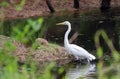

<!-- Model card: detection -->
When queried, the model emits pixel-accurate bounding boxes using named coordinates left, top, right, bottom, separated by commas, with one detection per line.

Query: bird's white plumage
left=57, top=21, right=96, bottom=62
left=65, top=44, right=96, bottom=61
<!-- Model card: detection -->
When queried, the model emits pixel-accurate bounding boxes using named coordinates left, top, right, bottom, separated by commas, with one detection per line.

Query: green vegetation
left=0, top=0, right=26, bottom=10
left=0, top=17, right=57, bottom=79
left=95, top=30, right=120, bottom=79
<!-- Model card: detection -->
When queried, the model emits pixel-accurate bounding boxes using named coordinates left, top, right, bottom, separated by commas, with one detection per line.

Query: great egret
left=56, top=21, right=96, bottom=62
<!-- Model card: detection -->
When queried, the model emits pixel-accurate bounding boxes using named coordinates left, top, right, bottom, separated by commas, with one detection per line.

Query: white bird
left=56, top=21, right=96, bottom=62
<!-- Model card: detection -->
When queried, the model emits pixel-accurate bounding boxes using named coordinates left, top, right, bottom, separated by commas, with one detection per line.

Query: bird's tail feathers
left=89, top=54, right=96, bottom=61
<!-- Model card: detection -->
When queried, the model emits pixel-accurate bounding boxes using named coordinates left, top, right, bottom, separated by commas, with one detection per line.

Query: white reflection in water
left=65, top=63, right=96, bottom=79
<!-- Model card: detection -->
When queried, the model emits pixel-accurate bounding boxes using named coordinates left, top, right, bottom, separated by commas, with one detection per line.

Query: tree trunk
left=74, top=0, right=79, bottom=9
left=100, top=0, right=111, bottom=11
left=46, top=0, right=55, bottom=13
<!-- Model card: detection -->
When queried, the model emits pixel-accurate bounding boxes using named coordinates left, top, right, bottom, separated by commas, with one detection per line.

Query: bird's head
left=56, top=21, right=70, bottom=25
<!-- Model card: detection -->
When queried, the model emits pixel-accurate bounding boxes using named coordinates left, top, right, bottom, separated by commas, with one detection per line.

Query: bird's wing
left=69, top=44, right=95, bottom=59
left=70, top=44, right=89, bottom=53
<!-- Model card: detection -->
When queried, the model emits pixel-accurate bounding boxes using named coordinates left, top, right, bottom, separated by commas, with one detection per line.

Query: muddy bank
left=0, top=0, right=120, bottom=20
left=0, top=35, right=71, bottom=64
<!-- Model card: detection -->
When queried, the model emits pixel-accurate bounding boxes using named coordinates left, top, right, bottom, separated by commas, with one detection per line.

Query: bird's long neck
left=64, top=23, right=71, bottom=47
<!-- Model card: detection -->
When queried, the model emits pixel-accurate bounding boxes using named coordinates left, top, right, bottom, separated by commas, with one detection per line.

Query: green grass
left=95, top=30, right=120, bottom=79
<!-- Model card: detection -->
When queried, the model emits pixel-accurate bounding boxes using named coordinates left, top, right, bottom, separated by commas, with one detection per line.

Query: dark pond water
left=65, top=63, right=96, bottom=79
left=45, top=8, right=120, bottom=51
left=1, top=7, right=120, bottom=79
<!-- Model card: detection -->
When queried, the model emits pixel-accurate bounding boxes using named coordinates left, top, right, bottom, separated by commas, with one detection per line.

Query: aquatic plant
left=95, top=30, right=120, bottom=79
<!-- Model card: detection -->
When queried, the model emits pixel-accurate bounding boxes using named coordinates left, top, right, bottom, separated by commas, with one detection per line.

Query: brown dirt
left=0, top=35, right=71, bottom=64
left=1, top=0, right=119, bottom=20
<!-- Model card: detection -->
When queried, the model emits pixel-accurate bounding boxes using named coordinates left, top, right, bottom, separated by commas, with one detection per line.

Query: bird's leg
left=87, top=59, right=90, bottom=64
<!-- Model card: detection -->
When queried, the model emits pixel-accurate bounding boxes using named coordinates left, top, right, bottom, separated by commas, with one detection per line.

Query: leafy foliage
left=95, top=30, right=120, bottom=79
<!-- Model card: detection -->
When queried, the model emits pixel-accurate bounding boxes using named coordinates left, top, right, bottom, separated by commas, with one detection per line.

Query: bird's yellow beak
left=56, top=22, right=64, bottom=25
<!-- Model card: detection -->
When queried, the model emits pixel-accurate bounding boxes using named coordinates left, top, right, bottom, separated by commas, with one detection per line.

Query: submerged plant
left=94, top=30, right=120, bottom=79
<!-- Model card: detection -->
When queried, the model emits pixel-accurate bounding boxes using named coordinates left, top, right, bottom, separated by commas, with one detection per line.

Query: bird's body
left=57, top=21, right=96, bottom=62
left=65, top=44, right=96, bottom=61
